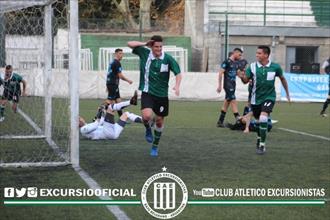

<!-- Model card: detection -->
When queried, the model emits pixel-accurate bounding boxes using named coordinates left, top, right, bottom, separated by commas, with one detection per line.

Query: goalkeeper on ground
left=79, top=91, right=144, bottom=140
left=0, top=65, right=27, bottom=122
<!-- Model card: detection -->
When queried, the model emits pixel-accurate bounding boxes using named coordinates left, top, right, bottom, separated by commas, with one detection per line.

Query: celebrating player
left=216, top=48, right=243, bottom=127
left=238, top=45, right=290, bottom=155
left=128, top=35, right=182, bottom=157
left=106, top=48, right=133, bottom=117
left=320, top=57, right=330, bottom=117
left=80, top=91, right=142, bottom=140
left=0, top=65, right=27, bottom=122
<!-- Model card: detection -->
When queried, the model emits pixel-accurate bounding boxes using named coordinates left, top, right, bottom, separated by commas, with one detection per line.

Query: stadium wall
left=18, top=70, right=281, bottom=101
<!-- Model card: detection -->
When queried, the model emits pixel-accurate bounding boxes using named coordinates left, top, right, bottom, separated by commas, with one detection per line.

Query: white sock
left=127, top=112, right=142, bottom=123
left=99, top=117, right=105, bottom=125
left=109, top=101, right=130, bottom=111
left=154, top=124, right=164, bottom=132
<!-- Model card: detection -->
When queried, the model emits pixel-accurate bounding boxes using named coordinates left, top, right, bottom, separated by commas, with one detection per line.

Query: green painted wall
left=81, top=34, right=192, bottom=71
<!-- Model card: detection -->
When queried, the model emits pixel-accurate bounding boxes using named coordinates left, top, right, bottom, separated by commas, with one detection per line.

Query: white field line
left=278, top=127, right=330, bottom=141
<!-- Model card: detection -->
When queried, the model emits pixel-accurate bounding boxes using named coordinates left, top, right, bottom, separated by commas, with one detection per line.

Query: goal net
left=0, top=0, right=79, bottom=167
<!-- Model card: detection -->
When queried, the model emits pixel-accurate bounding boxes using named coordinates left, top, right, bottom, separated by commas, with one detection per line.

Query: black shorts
left=141, top=92, right=169, bottom=117
left=251, top=100, right=275, bottom=119
left=2, top=90, right=20, bottom=103
left=107, top=84, right=120, bottom=100
left=224, top=88, right=236, bottom=101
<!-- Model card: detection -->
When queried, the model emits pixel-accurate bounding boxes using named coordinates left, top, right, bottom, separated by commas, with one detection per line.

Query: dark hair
left=151, top=35, right=163, bottom=43
left=228, top=51, right=233, bottom=57
left=115, top=48, right=123, bottom=53
left=257, top=45, right=271, bottom=56
left=233, top=48, right=243, bottom=53
left=5, top=65, right=12, bottom=70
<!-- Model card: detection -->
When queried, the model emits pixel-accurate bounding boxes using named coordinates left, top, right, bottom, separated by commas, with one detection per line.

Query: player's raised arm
left=279, top=75, right=290, bottom=103
left=127, top=40, right=154, bottom=49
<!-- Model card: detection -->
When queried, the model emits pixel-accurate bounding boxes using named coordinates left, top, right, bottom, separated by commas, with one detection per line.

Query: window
left=286, top=46, right=319, bottom=74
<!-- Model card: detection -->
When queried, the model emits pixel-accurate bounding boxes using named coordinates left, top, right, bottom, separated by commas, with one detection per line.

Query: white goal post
left=0, top=0, right=79, bottom=168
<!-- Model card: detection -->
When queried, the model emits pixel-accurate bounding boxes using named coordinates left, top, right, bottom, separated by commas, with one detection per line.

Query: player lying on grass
left=0, top=65, right=27, bottom=122
left=227, top=79, right=276, bottom=133
left=79, top=91, right=144, bottom=140
left=226, top=105, right=277, bottom=133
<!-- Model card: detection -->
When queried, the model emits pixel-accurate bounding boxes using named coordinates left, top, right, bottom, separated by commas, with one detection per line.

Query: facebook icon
left=4, top=187, right=15, bottom=198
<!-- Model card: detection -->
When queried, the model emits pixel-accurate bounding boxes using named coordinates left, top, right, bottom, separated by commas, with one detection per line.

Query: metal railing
left=208, top=0, right=330, bottom=27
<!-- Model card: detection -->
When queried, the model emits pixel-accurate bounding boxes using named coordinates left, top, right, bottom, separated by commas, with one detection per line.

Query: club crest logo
left=141, top=167, right=188, bottom=219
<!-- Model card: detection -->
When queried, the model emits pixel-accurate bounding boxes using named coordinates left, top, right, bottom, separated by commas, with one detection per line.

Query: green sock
left=0, top=106, right=5, bottom=117
left=260, top=122, right=268, bottom=145
left=256, top=122, right=260, bottom=138
left=152, top=127, right=163, bottom=147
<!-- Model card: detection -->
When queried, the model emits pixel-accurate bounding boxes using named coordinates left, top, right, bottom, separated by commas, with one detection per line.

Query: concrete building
left=185, top=0, right=330, bottom=72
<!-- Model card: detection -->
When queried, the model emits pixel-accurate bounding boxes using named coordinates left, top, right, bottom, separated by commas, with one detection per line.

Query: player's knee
left=143, top=114, right=153, bottom=122
left=259, top=114, right=268, bottom=123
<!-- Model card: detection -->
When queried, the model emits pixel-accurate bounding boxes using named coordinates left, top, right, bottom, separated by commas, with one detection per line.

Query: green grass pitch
left=0, top=98, right=329, bottom=220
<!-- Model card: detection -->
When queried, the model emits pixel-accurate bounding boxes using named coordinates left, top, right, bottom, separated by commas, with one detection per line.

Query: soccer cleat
left=216, top=121, right=225, bottom=128
left=93, top=105, right=106, bottom=121
left=0, top=117, right=4, bottom=122
left=145, top=127, right=153, bottom=143
left=320, top=111, right=328, bottom=117
left=255, top=138, right=261, bottom=154
left=150, top=146, right=158, bottom=157
left=97, top=105, right=106, bottom=118
left=256, top=144, right=266, bottom=155
left=130, top=90, right=138, bottom=105
left=259, top=145, right=266, bottom=155
left=256, top=138, right=260, bottom=148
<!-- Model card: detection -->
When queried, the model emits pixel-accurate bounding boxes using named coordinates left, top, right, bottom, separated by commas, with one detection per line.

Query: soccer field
left=1, top=99, right=329, bottom=220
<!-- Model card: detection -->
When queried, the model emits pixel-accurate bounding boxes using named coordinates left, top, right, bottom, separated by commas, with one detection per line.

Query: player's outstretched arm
left=217, top=69, right=224, bottom=93
left=21, top=79, right=27, bottom=96
left=237, top=69, right=249, bottom=84
left=279, top=75, right=291, bottom=103
left=173, top=73, right=182, bottom=96
left=118, top=72, right=133, bottom=84
left=243, top=112, right=252, bottom=133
